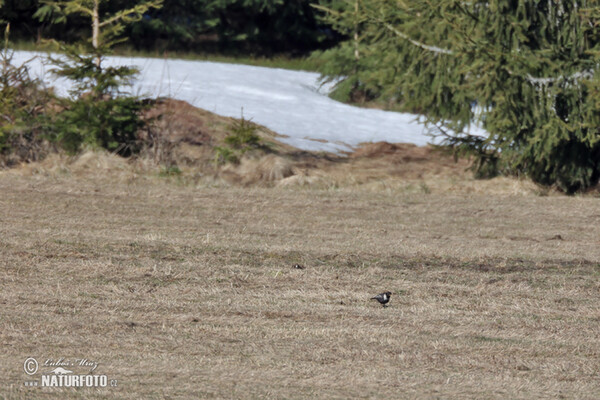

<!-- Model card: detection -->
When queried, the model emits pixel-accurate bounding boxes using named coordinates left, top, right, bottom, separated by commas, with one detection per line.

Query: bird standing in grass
left=371, top=291, right=392, bottom=307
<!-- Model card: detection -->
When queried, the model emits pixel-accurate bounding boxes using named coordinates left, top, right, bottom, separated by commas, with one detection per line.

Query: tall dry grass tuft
left=9, top=149, right=138, bottom=182
left=222, top=154, right=295, bottom=185
left=70, top=150, right=131, bottom=172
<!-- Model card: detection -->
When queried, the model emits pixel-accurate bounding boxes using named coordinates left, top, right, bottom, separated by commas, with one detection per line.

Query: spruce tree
left=317, top=0, right=600, bottom=193
left=34, top=0, right=163, bottom=154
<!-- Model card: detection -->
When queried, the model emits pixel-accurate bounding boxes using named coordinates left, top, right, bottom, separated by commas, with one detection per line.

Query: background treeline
left=0, top=0, right=342, bottom=55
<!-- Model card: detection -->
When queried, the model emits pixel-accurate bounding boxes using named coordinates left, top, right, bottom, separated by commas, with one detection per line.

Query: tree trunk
left=354, top=0, right=359, bottom=61
left=92, top=0, right=100, bottom=68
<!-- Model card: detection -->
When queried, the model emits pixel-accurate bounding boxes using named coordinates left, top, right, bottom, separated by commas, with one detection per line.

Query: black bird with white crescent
left=371, top=291, right=392, bottom=307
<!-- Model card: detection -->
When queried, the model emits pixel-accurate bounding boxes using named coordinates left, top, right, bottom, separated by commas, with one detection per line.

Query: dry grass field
left=1, top=167, right=600, bottom=399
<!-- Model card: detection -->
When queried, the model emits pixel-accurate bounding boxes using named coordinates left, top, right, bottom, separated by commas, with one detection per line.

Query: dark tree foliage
left=0, top=0, right=39, bottom=39
left=317, top=0, right=600, bottom=193
left=0, top=0, right=341, bottom=55
left=0, top=0, right=88, bottom=42
left=128, top=0, right=339, bottom=55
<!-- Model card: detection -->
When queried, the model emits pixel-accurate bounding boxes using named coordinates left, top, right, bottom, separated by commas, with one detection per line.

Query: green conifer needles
left=318, top=0, right=600, bottom=193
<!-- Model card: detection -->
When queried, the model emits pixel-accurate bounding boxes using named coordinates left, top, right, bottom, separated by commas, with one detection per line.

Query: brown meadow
left=1, top=168, right=599, bottom=399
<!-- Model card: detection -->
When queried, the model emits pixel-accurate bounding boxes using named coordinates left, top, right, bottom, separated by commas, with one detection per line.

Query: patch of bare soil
left=138, top=98, right=296, bottom=169
left=345, top=141, right=470, bottom=179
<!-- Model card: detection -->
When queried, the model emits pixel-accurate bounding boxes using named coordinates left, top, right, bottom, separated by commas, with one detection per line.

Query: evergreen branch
left=523, top=70, right=595, bottom=85
left=381, top=22, right=453, bottom=55
left=383, top=15, right=595, bottom=85
left=310, top=4, right=342, bottom=18
left=41, top=1, right=93, bottom=17
left=99, top=1, right=163, bottom=28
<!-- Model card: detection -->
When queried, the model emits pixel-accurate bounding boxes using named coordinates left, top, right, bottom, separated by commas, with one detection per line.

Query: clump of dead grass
left=277, top=173, right=331, bottom=188
left=221, top=154, right=295, bottom=186
left=2, top=147, right=550, bottom=196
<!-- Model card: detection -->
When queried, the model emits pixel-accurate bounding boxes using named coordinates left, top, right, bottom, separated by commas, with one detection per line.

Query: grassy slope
left=1, top=173, right=599, bottom=399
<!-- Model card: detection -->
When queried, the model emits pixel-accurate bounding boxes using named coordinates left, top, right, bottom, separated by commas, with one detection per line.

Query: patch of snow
left=9, top=51, right=486, bottom=153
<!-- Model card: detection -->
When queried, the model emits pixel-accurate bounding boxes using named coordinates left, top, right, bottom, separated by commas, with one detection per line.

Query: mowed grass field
left=1, top=173, right=600, bottom=399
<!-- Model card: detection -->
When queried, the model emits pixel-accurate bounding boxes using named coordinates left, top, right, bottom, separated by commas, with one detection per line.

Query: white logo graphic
left=24, top=358, right=38, bottom=375
left=49, top=367, right=73, bottom=375
left=22, top=357, right=117, bottom=388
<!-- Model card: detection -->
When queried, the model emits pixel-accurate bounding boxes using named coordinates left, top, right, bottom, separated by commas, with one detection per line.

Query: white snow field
left=10, top=51, right=485, bottom=153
